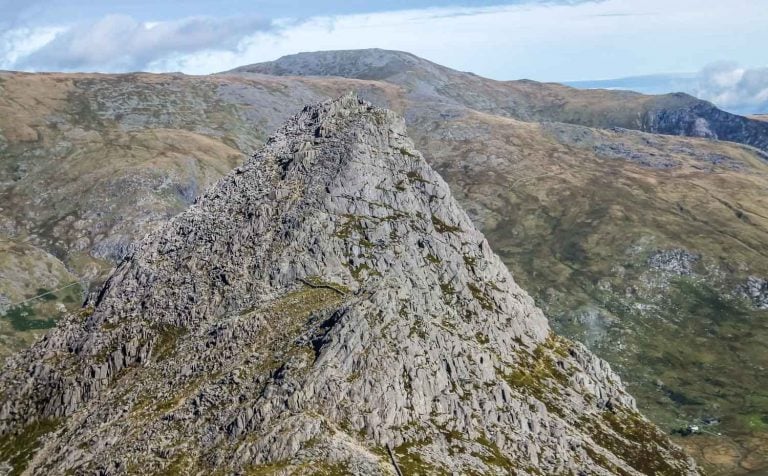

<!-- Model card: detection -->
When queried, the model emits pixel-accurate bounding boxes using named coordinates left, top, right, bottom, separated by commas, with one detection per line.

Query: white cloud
left=12, top=14, right=274, bottom=72
left=692, top=63, right=768, bottom=114
left=0, top=26, right=62, bottom=69
left=1, top=0, right=767, bottom=114
left=566, top=63, right=768, bottom=114
left=149, top=0, right=768, bottom=81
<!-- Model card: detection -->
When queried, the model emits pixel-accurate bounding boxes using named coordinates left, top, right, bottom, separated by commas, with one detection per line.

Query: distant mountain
left=1, top=49, right=768, bottom=473
left=229, top=49, right=768, bottom=154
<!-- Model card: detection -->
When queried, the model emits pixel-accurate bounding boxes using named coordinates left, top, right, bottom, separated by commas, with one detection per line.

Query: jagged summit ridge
left=0, top=94, right=695, bottom=475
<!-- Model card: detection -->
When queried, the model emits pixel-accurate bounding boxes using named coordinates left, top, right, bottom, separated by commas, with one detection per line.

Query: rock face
left=647, top=249, right=701, bottom=276
left=639, top=94, right=768, bottom=154
left=740, top=276, right=768, bottom=309
left=0, top=95, right=696, bottom=474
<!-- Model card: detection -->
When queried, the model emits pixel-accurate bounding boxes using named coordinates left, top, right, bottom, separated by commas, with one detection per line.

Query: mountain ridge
left=228, top=49, right=768, bottom=153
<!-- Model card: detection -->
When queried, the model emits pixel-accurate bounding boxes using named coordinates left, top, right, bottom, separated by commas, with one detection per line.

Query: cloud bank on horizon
left=1, top=0, right=766, bottom=114
left=567, top=63, right=768, bottom=116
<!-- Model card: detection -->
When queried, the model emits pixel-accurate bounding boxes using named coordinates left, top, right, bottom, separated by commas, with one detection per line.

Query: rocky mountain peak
left=0, top=94, right=696, bottom=474
left=226, top=49, right=446, bottom=81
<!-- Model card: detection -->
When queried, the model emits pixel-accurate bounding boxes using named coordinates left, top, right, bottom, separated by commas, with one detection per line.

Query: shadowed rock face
left=0, top=95, right=696, bottom=475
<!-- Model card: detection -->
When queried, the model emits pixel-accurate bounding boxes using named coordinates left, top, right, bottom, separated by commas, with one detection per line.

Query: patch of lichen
left=0, top=418, right=61, bottom=476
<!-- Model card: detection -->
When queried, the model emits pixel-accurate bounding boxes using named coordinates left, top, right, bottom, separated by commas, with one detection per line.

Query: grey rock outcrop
left=0, top=95, right=696, bottom=475
left=648, top=249, right=701, bottom=276
left=0, top=294, right=9, bottom=316
left=639, top=94, right=768, bottom=154
left=739, top=276, right=768, bottom=309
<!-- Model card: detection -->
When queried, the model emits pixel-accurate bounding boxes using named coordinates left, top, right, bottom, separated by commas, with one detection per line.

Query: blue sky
left=2, top=0, right=767, bottom=113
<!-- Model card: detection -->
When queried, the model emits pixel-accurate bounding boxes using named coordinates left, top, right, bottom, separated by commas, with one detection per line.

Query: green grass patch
left=2, top=305, right=56, bottom=331
left=349, top=263, right=380, bottom=281
left=406, top=170, right=430, bottom=184
left=151, top=324, right=188, bottom=361
left=432, top=215, right=462, bottom=234
left=439, top=281, right=456, bottom=296
left=393, top=438, right=446, bottom=475
left=0, top=418, right=61, bottom=476
left=35, top=288, right=58, bottom=301
left=468, top=283, right=495, bottom=311
left=499, top=338, right=570, bottom=407
left=585, top=409, right=691, bottom=476
left=473, top=435, right=516, bottom=470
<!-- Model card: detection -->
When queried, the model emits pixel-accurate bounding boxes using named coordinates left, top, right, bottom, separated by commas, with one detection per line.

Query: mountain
left=229, top=49, right=768, bottom=154
left=2, top=50, right=768, bottom=474
left=0, top=95, right=697, bottom=475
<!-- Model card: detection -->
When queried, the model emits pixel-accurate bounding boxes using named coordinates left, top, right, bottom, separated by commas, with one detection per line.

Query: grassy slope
left=1, top=71, right=767, bottom=473
left=0, top=73, right=251, bottom=358
left=413, top=110, right=768, bottom=474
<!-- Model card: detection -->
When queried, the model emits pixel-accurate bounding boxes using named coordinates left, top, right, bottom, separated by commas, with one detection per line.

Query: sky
left=1, top=0, right=767, bottom=113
